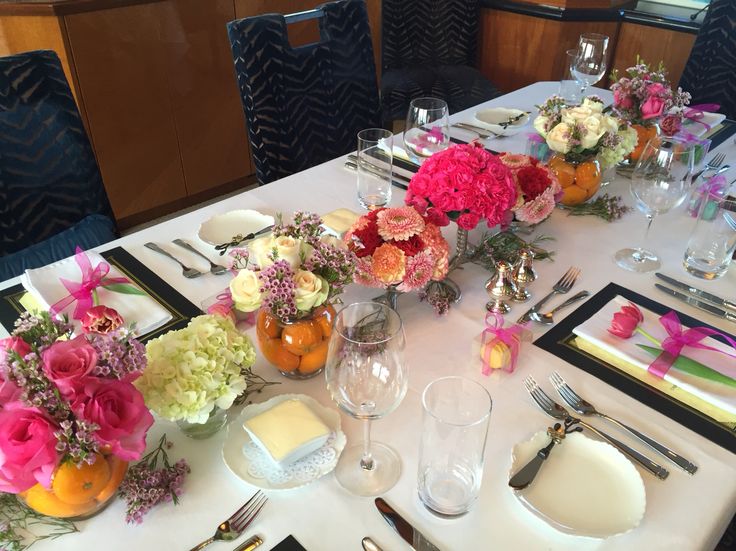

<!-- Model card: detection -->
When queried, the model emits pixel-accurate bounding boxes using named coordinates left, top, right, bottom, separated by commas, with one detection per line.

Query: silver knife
left=655, top=273, right=736, bottom=312
left=375, top=498, right=441, bottom=551
left=655, top=284, right=736, bottom=322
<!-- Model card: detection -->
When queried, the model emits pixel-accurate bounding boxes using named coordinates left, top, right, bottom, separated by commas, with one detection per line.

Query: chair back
left=228, top=0, right=381, bottom=185
left=0, top=50, right=113, bottom=257
left=381, top=0, right=480, bottom=71
left=679, top=0, right=736, bottom=120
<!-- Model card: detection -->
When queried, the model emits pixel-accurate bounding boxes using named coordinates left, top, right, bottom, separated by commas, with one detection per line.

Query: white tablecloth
left=3, top=82, right=735, bottom=551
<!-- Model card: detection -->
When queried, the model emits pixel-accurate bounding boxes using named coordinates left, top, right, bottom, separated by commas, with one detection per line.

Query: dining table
left=2, top=81, right=735, bottom=551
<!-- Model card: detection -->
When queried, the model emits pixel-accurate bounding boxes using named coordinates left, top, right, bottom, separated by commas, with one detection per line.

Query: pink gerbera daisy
left=398, top=250, right=434, bottom=292
left=376, top=206, right=425, bottom=241
left=514, top=188, right=556, bottom=224
left=499, top=153, right=532, bottom=170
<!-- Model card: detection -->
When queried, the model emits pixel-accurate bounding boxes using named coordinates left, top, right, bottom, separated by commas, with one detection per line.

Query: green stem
left=635, top=326, right=661, bottom=347
left=92, top=288, right=99, bottom=306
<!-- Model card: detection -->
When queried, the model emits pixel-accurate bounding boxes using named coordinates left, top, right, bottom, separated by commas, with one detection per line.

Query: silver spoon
left=173, top=239, right=227, bottom=275
left=530, top=291, right=590, bottom=325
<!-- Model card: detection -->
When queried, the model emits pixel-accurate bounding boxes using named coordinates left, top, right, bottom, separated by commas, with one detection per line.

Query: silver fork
left=517, top=267, right=580, bottom=323
left=549, top=372, right=697, bottom=474
left=692, top=152, right=726, bottom=181
left=523, top=376, right=669, bottom=480
left=189, top=491, right=268, bottom=551
left=173, top=239, right=227, bottom=275
left=145, top=242, right=202, bottom=278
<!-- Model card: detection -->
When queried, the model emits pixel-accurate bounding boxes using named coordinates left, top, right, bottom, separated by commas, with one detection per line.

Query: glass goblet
left=572, top=33, right=609, bottom=95
left=325, top=302, right=407, bottom=496
left=403, top=97, right=450, bottom=162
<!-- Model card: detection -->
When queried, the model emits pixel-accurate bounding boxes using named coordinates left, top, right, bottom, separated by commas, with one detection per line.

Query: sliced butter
left=321, top=208, right=360, bottom=237
left=243, top=399, right=331, bottom=466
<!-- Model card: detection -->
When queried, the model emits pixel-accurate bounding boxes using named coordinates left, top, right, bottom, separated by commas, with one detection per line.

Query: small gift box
left=525, top=134, right=551, bottom=162
left=474, top=313, right=531, bottom=375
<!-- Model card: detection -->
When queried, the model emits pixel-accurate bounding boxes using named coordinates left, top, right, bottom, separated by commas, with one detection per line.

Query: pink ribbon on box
left=683, top=103, right=721, bottom=130
left=49, top=247, right=131, bottom=320
left=648, top=311, right=736, bottom=378
left=480, top=312, right=524, bottom=376
left=687, top=174, right=728, bottom=217
left=207, top=289, right=255, bottom=328
left=527, top=133, right=545, bottom=143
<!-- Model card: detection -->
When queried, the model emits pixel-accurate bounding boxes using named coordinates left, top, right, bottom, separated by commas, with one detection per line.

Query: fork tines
left=229, top=491, right=268, bottom=532
left=550, top=371, right=580, bottom=405
left=523, top=375, right=554, bottom=412
left=557, top=267, right=580, bottom=289
left=708, top=152, right=726, bottom=168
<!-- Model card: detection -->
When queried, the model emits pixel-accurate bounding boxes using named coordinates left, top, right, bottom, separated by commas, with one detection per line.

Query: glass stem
left=360, top=419, right=375, bottom=471
left=643, top=213, right=655, bottom=244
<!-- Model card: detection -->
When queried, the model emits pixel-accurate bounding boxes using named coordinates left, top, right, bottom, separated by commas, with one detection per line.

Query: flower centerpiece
left=136, top=314, right=257, bottom=437
left=498, top=153, right=561, bottom=225
left=0, top=311, right=153, bottom=519
left=533, top=95, right=632, bottom=206
left=609, top=58, right=691, bottom=161
left=230, top=212, right=356, bottom=379
left=343, top=206, right=450, bottom=310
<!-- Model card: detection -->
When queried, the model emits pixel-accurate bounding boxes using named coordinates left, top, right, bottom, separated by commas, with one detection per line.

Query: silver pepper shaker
left=485, top=260, right=516, bottom=314
left=512, top=249, right=537, bottom=302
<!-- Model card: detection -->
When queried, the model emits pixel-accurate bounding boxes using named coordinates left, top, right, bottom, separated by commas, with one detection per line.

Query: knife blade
left=655, top=273, right=736, bottom=312
left=655, top=284, right=736, bottom=322
left=374, top=498, right=441, bottom=551
left=508, top=438, right=556, bottom=490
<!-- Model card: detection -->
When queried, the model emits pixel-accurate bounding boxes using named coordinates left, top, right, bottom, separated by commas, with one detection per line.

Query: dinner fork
left=144, top=242, right=202, bottom=279
left=523, top=376, right=669, bottom=480
left=517, top=267, right=580, bottom=324
left=549, top=372, right=697, bottom=474
left=188, top=491, right=268, bottom=551
left=173, top=239, right=227, bottom=275
left=692, top=152, right=726, bottom=181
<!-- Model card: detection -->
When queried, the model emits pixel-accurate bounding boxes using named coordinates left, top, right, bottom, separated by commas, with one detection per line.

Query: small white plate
left=509, top=430, right=646, bottom=539
left=222, top=394, right=346, bottom=490
left=472, top=107, right=529, bottom=136
left=198, top=210, right=275, bottom=246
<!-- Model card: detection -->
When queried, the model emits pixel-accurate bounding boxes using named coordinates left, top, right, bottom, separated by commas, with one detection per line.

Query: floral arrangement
left=405, top=142, right=517, bottom=231
left=136, top=314, right=257, bottom=423
left=344, top=206, right=450, bottom=292
left=229, top=212, right=356, bottom=323
left=610, top=58, right=691, bottom=130
left=498, top=153, right=561, bottom=224
left=0, top=311, right=152, bottom=495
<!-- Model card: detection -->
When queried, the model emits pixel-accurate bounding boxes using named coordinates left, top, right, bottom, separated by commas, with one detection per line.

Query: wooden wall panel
left=479, top=9, right=619, bottom=93
left=65, top=2, right=187, bottom=220
left=611, top=22, right=695, bottom=86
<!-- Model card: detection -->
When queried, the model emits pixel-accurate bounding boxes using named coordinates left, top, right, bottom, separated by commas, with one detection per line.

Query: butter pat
left=321, top=208, right=359, bottom=238
left=243, top=399, right=331, bottom=466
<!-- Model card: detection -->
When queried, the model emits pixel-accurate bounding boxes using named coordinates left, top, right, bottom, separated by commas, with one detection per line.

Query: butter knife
left=655, top=273, right=736, bottom=312
left=374, top=498, right=441, bottom=551
left=655, top=284, right=736, bottom=322
left=509, top=437, right=556, bottom=490
left=214, top=224, right=274, bottom=255
left=233, top=535, right=263, bottom=551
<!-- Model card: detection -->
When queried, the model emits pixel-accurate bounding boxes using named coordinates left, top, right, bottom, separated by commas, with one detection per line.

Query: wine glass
left=403, top=97, right=450, bottom=162
left=325, top=302, right=407, bottom=496
left=572, top=33, right=609, bottom=95
left=615, top=137, right=694, bottom=272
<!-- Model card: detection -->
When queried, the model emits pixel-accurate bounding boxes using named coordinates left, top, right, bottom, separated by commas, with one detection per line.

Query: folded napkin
left=573, top=295, right=736, bottom=416
left=682, top=111, right=727, bottom=138
left=21, top=250, right=172, bottom=336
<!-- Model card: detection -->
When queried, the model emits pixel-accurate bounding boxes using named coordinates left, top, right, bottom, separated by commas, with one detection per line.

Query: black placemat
left=271, top=535, right=307, bottom=551
left=0, top=246, right=201, bottom=342
left=708, top=118, right=736, bottom=150
left=534, top=282, right=736, bottom=454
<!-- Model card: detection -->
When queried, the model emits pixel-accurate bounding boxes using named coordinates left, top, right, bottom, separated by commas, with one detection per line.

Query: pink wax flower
left=613, top=88, right=634, bottom=110
left=608, top=302, right=644, bottom=338
left=72, top=379, right=154, bottom=461
left=0, top=336, right=31, bottom=364
left=81, top=305, right=124, bottom=335
left=0, top=403, right=60, bottom=493
left=41, top=336, right=98, bottom=395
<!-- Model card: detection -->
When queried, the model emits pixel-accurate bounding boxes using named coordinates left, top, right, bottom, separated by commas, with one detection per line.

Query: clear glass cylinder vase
left=177, top=406, right=228, bottom=439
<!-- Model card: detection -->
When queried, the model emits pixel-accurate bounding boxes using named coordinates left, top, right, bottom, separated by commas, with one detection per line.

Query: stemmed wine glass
left=403, top=97, right=450, bottom=162
left=572, top=33, right=609, bottom=95
left=325, top=302, right=407, bottom=496
left=615, top=137, right=694, bottom=272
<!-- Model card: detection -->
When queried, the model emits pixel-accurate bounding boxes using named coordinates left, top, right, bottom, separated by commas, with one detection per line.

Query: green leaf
left=637, top=344, right=736, bottom=388
left=103, top=283, right=147, bottom=296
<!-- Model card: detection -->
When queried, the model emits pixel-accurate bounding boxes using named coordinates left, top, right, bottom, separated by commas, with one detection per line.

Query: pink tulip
left=41, top=336, right=98, bottom=395
left=608, top=302, right=644, bottom=339
left=81, top=305, right=124, bottom=335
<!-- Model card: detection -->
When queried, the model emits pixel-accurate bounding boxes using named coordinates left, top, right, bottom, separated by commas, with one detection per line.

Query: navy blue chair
left=227, top=0, right=381, bottom=186
left=0, top=50, right=117, bottom=281
left=380, top=0, right=501, bottom=126
left=679, top=0, right=736, bottom=120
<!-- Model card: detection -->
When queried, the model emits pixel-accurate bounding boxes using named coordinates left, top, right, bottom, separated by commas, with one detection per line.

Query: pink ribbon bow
left=683, top=103, right=721, bottom=130
left=648, top=311, right=736, bottom=378
left=480, top=313, right=524, bottom=376
left=49, top=247, right=130, bottom=320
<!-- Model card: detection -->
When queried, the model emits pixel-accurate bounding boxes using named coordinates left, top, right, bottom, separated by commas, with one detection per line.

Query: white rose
left=561, top=105, right=592, bottom=125
left=229, top=269, right=263, bottom=312
left=249, top=235, right=307, bottom=269
left=319, top=234, right=348, bottom=251
left=545, top=123, right=572, bottom=154
left=294, top=270, right=329, bottom=311
left=602, top=115, right=620, bottom=134
left=581, top=116, right=605, bottom=149
left=533, top=115, right=549, bottom=137
left=582, top=97, right=604, bottom=113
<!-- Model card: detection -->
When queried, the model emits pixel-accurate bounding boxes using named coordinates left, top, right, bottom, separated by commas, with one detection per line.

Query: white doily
left=242, top=434, right=339, bottom=485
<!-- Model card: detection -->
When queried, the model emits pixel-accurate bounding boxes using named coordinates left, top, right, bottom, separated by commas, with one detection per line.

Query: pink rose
left=72, top=379, right=153, bottom=461
left=0, top=337, right=31, bottom=364
left=641, top=96, right=665, bottom=120
left=608, top=302, right=644, bottom=339
left=647, top=82, right=666, bottom=96
left=613, top=88, right=633, bottom=110
left=0, top=403, right=60, bottom=493
left=81, top=305, right=124, bottom=335
left=41, top=336, right=97, bottom=394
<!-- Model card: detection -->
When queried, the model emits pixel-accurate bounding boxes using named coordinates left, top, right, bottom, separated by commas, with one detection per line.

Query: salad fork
left=523, top=376, right=669, bottom=480
left=189, top=491, right=267, bottom=551
left=549, top=372, right=697, bottom=474
left=692, top=152, right=726, bottom=181
left=517, top=267, right=580, bottom=323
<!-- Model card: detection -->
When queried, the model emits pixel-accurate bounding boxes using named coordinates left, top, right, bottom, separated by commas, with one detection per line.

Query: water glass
left=572, top=33, right=609, bottom=95
left=357, top=128, right=393, bottom=210
left=417, top=376, right=492, bottom=517
left=403, top=97, right=450, bottom=161
left=684, top=188, right=736, bottom=279
left=558, top=49, right=579, bottom=104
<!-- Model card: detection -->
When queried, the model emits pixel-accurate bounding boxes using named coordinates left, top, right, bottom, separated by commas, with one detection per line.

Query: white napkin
left=573, top=295, right=736, bottom=415
left=682, top=111, right=727, bottom=138
left=21, top=250, right=172, bottom=336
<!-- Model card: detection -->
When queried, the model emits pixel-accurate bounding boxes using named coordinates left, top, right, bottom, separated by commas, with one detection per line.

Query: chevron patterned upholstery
left=679, top=0, right=736, bottom=120
left=227, top=0, right=381, bottom=186
left=0, top=50, right=117, bottom=279
left=380, top=0, right=501, bottom=124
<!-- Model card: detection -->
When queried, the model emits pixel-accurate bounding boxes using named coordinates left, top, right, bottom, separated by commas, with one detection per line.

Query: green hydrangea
left=597, top=126, right=638, bottom=170
left=137, top=315, right=256, bottom=423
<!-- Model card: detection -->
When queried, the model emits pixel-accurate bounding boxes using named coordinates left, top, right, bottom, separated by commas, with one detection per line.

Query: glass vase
left=374, top=284, right=401, bottom=311
left=256, top=305, right=335, bottom=379
left=548, top=154, right=602, bottom=206
left=177, top=406, right=228, bottom=439
left=629, top=123, right=659, bottom=164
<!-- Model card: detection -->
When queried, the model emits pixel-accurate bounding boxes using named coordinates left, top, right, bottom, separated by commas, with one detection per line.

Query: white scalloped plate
left=222, top=394, right=346, bottom=490
left=510, top=430, right=646, bottom=539
left=198, top=209, right=274, bottom=246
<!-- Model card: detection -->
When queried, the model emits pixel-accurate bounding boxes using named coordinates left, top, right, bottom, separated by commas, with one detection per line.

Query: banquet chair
left=227, top=0, right=381, bottom=186
left=380, top=0, right=501, bottom=126
left=679, top=0, right=736, bottom=120
left=0, top=50, right=117, bottom=281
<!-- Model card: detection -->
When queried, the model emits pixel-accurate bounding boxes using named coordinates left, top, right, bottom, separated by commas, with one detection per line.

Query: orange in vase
left=629, top=124, right=659, bottom=163
left=548, top=155, right=601, bottom=206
